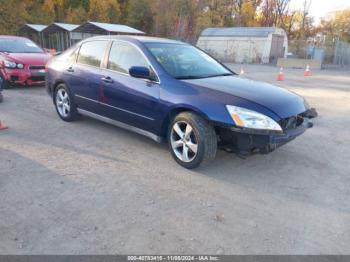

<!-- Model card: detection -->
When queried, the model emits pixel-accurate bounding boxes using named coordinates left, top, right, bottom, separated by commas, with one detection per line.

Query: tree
left=127, top=0, right=154, bottom=34
left=232, top=0, right=262, bottom=26
left=152, top=0, right=177, bottom=38
left=43, top=0, right=66, bottom=22
left=25, top=0, right=54, bottom=24
left=66, top=6, right=88, bottom=24
left=118, top=0, right=131, bottom=24
left=88, top=0, right=121, bottom=23
left=0, top=0, right=28, bottom=34
left=298, top=0, right=312, bottom=39
left=316, top=9, right=350, bottom=42
left=1, top=0, right=341, bottom=44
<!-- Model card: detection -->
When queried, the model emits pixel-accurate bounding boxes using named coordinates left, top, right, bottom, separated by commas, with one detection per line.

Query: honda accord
left=46, top=36, right=317, bottom=168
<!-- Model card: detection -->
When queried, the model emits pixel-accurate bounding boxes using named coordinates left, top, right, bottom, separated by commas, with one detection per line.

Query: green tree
left=127, top=0, right=154, bottom=34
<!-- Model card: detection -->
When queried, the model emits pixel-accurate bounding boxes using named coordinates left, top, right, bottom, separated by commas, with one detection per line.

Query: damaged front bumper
left=217, top=109, right=317, bottom=157
left=0, top=67, right=46, bottom=87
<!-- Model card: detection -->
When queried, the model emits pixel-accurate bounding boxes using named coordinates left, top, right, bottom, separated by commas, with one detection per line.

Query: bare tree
left=276, top=0, right=291, bottom=27
left=300, top=0, right=312, bottom=39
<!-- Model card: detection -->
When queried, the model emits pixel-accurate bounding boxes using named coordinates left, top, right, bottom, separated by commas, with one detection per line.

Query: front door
left=99, top=41, right=160, bottom=134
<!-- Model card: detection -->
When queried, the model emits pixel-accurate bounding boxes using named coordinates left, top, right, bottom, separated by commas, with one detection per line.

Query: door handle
left=66, top=66, right=74, bottom=73
left=101, top=76, right=113, bottom=84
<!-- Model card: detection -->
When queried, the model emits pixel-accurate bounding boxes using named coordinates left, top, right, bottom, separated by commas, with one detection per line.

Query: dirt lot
left=0, top=65, right=349, bottom=254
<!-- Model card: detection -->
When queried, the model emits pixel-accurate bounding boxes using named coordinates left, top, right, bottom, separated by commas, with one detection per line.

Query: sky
left=290, top=0, right=350, bottom=24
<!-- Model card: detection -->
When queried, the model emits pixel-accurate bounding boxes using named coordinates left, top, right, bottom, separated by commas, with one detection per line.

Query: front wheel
left=168, top=112, right=217, bottom=169
left=54, top=84, right=80, bottom=122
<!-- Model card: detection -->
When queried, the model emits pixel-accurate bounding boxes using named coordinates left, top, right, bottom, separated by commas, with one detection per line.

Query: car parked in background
left=46, top=36, right=317, bottom=169
left=0, top=36, right=51, bottom=88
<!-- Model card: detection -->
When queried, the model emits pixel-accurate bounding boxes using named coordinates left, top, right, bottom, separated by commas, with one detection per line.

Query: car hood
left=182, top=76, right=307, bottom=119
left=3, top=52, right=51, bottom=65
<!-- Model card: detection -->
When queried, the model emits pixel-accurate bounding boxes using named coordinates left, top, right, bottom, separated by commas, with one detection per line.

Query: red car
left=0, top=36, right=51, bottom=88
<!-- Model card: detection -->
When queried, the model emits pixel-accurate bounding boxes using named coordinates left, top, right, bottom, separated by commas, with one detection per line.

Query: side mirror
left=129, top=66, right=156, bottom=82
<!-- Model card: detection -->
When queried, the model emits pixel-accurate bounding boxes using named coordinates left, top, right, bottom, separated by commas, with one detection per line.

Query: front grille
left=29, top=65, right=45, bottom=70
left=30, top=76, right=45, bottom=82
left=279, top=114, right=304, bottom=130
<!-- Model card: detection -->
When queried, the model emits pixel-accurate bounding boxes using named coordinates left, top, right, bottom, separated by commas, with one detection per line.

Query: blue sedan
left=46, top=36, right=317, bottom=169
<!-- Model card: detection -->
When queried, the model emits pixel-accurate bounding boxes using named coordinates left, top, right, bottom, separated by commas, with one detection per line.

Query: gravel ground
left=0, top=65, right=349, bottom=254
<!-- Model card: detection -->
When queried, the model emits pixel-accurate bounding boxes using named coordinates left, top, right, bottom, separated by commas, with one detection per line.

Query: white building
left=197, top=27, right=288, bottom=64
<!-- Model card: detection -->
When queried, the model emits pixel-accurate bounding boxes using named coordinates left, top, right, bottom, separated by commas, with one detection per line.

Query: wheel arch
left=52, top=79, right=68, bottom=102
left=160, top=105, right=211, bottom=139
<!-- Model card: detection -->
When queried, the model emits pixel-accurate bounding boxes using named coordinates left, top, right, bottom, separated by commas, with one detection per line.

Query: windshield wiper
left=175, top=75, right=207, bottom=80
left=205, top=73, right=233, bottom=78
left=175, top=73, right=233, bottom=80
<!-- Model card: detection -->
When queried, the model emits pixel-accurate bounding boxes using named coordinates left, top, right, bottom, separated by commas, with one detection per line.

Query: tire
left=168, top=112, right=217, bottom=169
left=54, top=83, right=80, bottom=122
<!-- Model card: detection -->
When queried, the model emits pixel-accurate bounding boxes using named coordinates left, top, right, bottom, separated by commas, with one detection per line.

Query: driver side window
left=108, top=41, right=149, bottom=74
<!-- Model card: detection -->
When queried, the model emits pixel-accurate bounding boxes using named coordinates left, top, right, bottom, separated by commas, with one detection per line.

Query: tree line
left=0, top=0, right=349, bottom=43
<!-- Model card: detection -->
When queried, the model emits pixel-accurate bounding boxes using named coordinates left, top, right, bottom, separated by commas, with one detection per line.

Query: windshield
left=145, top=43, right=232, bottom=79
left=0, top=38, right=43, bottom=53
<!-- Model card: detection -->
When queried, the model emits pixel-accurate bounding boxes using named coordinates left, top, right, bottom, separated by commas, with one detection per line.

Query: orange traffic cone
left=277, top=67, right=284, bottom=81
left=240, top=66, right=245, bottom=75
left=0, top=120, right=8, bottom=130
left=304, top=64, right=311, bottom=76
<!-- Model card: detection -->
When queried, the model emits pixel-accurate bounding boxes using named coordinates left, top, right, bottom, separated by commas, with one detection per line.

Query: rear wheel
left=54, top=84, right=80, bottom=122
left=168, top=112, right=217, bottom=169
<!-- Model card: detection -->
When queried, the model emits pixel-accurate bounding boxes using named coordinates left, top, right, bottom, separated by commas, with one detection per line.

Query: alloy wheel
left=170, top=121, right=198, bottom=162
left=56, top=88, right=71, bottom=118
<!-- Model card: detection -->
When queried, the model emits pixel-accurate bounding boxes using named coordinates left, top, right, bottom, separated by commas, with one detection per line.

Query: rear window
left=0, top=38, right=43, bottom=53
left=77, top=41, right=108, bottom=67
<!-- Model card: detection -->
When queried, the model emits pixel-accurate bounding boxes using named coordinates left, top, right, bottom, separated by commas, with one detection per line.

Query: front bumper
left=217, top=116, right=315, bottom=157
left=1, top=67, right=46, bottom=86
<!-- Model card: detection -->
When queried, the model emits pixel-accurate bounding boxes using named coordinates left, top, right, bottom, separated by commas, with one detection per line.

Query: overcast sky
left=290, top=0, right=350, bottom=23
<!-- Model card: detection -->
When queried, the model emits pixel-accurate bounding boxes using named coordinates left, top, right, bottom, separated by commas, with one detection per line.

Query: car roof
left=84, top=35, right=186, bottom=45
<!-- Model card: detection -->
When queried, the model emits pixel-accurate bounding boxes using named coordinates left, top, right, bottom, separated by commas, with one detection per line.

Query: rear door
left=99, top=41, right=160, bottom=134
left=67, top=40, right=109, bottom=114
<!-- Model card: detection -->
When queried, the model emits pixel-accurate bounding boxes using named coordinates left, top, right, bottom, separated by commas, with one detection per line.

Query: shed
left=72, top=21, right=145, bottom=43
left=197, top=27, right=288, bottom=64
left=17, top=24, right=47, bottom=46
left=42, top=23, right=80, bottom=51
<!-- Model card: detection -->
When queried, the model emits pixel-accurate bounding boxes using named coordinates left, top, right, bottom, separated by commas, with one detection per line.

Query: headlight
left=226, top=105, right=282, bottom=131
left=4, top=60, right=17, bottom=68
left=17, top=63, right=24, bottom=69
